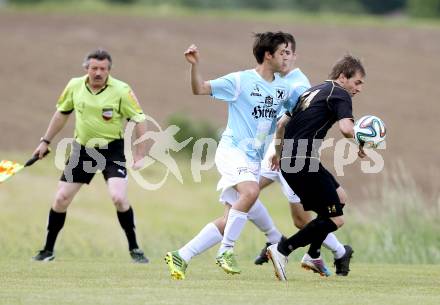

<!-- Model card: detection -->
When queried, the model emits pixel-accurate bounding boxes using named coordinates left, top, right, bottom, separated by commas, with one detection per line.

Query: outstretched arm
left=132, top=121, right=147, bottom=170
left=270, top=114, right=291, bottom=170
left=33, top=110, right=70, bottom=158
left=338, top=118, right=355, bottom=139
left=184, top=44, right=211, bottom=95
left=338, top=118, right=366, bottom=158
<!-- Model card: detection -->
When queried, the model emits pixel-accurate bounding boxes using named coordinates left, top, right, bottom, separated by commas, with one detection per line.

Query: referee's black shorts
left=61, top=139, right=127, bottom=184
left=281, top=157, right=343, bottom=218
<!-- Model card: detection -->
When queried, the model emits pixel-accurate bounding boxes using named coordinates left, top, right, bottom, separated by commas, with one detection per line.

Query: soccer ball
left=353, top=115, right=386, bottom=148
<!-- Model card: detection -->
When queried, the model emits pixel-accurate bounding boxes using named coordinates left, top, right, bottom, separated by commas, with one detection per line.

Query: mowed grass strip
left=0, top=260, right=439, bottom=305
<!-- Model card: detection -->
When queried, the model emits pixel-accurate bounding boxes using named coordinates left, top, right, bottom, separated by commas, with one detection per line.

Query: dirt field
left=0, top=10, right=439, bottom=201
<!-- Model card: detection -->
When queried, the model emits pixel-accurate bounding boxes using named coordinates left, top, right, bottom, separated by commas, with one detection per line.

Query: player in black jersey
left=266, top=55, right=367, bottom=280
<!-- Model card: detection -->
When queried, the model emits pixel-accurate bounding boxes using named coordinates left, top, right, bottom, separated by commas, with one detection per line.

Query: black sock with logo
left=278, top=218, right=337, bottom=257
left=307, top=218, right=338, bottom=258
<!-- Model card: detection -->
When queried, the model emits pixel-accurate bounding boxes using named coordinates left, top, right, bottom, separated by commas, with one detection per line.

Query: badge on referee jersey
left=102, top=108, right=113, bottom=121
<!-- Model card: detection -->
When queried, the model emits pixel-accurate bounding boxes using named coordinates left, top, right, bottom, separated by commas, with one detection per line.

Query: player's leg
left=268, top=163, right=340, bottom=278
left=331, top=186, right=354, bottom=276
left=211, top=145, right=260, bottom=273
left=253, top=171, right=306, bottom=266
left=252, top=177, right=283, bottom=243
left=173, top=180, right=283, bottom=268
left=172, top=174, right=283, bottom=268
left=288, top=201, right=332, bottom=276
left=287, top=169, right=348, bottom=268
left=289, top=202, right=311, bottom=228
left=288, top=196, right=347, bottom=275
left=220, top=182, right=259, bottom=246
left=165, top=206, right=228, bottom=280
left=252, top=175, right=282, bottom=241
left=251, top=174, right=285, bottom=265
left=249, top=198, right=284, bottom=265
left=259, top=176, right=274, bottom=190
left=216, top=181, right=259, bottom=274
left=176, top=208, right=228, bottom=264
left=290, top=201, right=346, bottom=261
left=296, top=166, right=343, bottom=276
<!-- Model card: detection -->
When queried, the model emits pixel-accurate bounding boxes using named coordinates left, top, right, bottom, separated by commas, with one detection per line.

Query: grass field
left=1, top=260, right=439, bottom=305
left=1, top=152, right=439, bottom=304
left=0, top=2, right=439, bottom=304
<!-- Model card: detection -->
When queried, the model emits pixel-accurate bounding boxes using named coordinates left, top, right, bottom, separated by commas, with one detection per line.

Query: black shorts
left=281, top=158, right=343, bottom=218
left=61, top=139, right=127, bottom=184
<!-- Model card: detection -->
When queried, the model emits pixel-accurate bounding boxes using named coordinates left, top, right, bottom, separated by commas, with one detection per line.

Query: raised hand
left=184, top=44, right=200, bottom=65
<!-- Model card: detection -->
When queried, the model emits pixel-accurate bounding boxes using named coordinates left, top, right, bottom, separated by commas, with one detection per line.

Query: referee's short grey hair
left=82, top=49, right=112, bottom=69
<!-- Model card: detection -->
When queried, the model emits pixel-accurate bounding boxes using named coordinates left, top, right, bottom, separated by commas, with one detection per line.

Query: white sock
left=217, top=209, right=248, bottom=256
left=322, top=233, right=346, bottom=259
left=178, top=223, right=223, bottom=263
left=248, top=199, right=282, bottom=244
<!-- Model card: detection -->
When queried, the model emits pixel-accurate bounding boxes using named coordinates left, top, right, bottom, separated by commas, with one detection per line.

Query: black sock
left=43, top=209, right=66, bottom=252
left=117, top=207, right=139, bottom=250
left=307, top=218, right=338, bottom=258
left=278, top=218, right=337, bottom=257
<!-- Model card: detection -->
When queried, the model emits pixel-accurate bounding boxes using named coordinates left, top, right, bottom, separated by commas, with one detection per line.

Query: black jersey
left=283, top=80, right=353, bottom=158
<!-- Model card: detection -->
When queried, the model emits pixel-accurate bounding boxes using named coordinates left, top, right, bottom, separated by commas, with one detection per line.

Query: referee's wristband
left=40, top=137, right=51, bottom=145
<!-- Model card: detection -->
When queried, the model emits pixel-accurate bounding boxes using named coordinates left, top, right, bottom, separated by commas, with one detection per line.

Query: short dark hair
left=83, top=48, right=112, bottom=69
left=253, top=31, right=290, bottom=64
left=328, top=55, right=365, bottom=80
left=284, top=33, right=296, bottom=53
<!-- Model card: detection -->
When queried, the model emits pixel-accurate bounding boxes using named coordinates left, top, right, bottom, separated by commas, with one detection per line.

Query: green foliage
left=346, top=189, right=440, bottom=264
left=360, top=0, right=407, bottom=14
left=4, top=0, right=405, bottom=15
left=315, top=0, right=366, bottom=14
left=6, top=0, right=440, bottom=19
left=166, top=113, right=220, bottom=157
left=105, top=0, right=137, bottom=4
left=7, top=0, right=44, bottom=3
left=407, top=0, right=440, bottom=18
left=7, top=0, right=41, bottom=4
left=147, top=0, right=406, bottom=15
left=6, top=0, right=74, bottom=3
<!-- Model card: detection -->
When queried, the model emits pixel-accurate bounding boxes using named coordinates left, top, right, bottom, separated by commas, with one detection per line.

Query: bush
left=166, top=113, right=221, bottom=157
left=360, top=0, right=407, bottom=14
left=407, top=0, right=440, bottom=18
left=105, top=0, right=137, bottom=4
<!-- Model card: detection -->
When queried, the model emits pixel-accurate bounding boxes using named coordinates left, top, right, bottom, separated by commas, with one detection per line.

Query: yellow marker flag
left=0, top=160, right=24, bottom=183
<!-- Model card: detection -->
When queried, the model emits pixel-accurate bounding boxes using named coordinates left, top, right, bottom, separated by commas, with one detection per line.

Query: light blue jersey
left=210, top=69, right=293, bottom=162
left=277, top=68, right=311, bottom=119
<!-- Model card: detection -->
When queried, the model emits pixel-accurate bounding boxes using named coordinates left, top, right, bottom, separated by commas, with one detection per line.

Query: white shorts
left=215, top=145, right=260, bottom=205
left=260, top=140, right=301, bottom=204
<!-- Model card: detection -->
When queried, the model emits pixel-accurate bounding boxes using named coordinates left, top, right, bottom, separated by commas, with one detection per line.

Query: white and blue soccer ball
left=353, top=115, right=386, bottom=148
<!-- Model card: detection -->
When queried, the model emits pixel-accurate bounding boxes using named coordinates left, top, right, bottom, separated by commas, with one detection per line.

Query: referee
left=32, top=49, right=148, bottom=263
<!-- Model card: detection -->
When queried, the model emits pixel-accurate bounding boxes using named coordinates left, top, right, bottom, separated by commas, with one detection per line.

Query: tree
left=407, top=0, right=440, bottom=18
left=360, top=0, right=407, bottom=14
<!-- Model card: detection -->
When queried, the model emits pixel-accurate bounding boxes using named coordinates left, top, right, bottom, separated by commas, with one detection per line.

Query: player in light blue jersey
left=251, top=42, right=353, bottom=277
left=165, top=32, right=294, bottom=279
left=210, top=68, right=293, bottom=162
